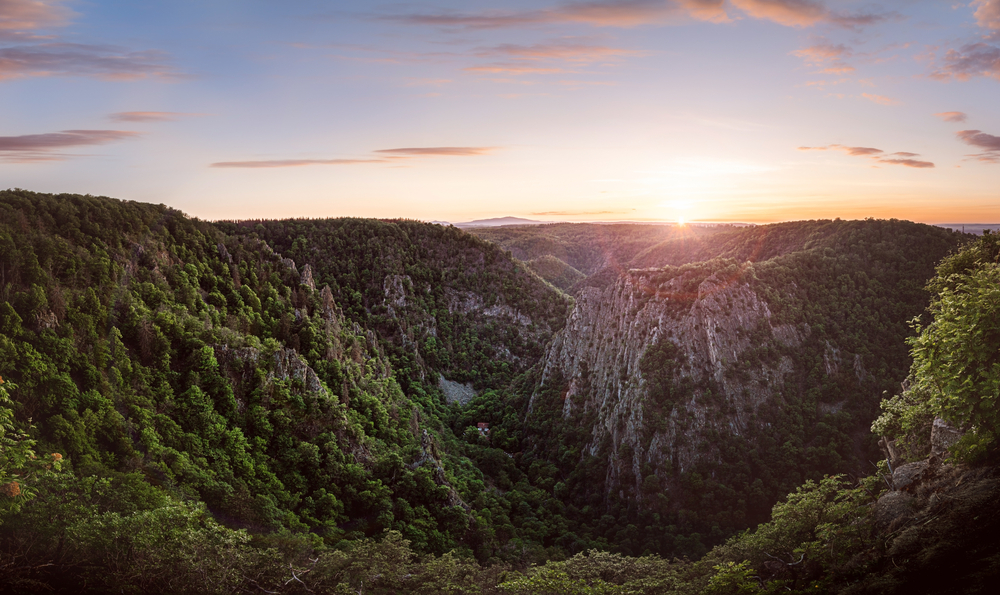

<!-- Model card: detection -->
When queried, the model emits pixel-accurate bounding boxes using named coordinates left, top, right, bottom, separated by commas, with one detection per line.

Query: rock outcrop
left=532, top=260, right=871, bottom=504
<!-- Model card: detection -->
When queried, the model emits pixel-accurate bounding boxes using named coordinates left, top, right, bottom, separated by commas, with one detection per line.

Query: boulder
left=931, top=417, right=963, bottom=456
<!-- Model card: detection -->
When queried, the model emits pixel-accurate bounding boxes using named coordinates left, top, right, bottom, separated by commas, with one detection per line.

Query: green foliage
left=499, top=550, right=683, bottom=595
left=909, top=263, right=1000, bottom=454
left=705, top=562, right=759, bottom=594
left=0, top=377, right=63, bottom=518
left=0, top=191, right=985, bottom=592
left=874, top=232, right=1000, bottom=460
left=219, top=217, right=570, bottom=391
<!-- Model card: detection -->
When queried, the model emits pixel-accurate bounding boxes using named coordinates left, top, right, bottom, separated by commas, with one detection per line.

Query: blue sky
left=2, top=0, right=998, bottom=223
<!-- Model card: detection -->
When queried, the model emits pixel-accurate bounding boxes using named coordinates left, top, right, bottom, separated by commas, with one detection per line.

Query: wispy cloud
left=212, top=147, right=499, bottom=169
left=791, top=41, right=855, bottom=73
left=109, top=111, right=204, bottom=122
left=935, top=111, right=968, bottom=123
left=730, top=0, right=896, bottom=28
left=465, top=64, right=568, bottom=74
left=0, top=129, right=139, bottom=162
left=799, top=144, right=934, bottom=168
left=0, top=0, right=73, bottom=41
left=466, top=39, right=647, bottom=76
left=477, top=41, right=646, bottom=62
left=380, top=0, right=728, bottom=30
left=375, top=147, right=497, bottom=156
left=210, top=159, right=384, bottom=169
left=928, top=42, right=1000, bottom=81
left=956, top=129, right=1000, bottom=163
left=861, top=92, right=901, bottom=106
left=0, top=43, right=178, bottom=81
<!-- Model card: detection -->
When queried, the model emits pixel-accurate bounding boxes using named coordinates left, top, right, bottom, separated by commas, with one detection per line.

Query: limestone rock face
left=439, top=375, right=477, bottom=405
left=532, top=263, right=868, bottom=500
left=892, top=460, right=930, bottom=492
left=931, top=417, right=964, bottom=456
left=300, top=264, right=316, bottom=291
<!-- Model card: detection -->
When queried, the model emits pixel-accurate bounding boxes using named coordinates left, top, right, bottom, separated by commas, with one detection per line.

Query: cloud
left=374, top=147, right=497, bottom=156
left=0, top=43, right=178, bottom=81
left=731, top=0, right=826, bottom=26
left=972, top=0, right=1000, bottom=30
left=212, top=147, right=499, bottom=169
left=381, top=0, right=728, bottom=29
left=466, top=40, right=647, bottom=76
left=799, top=144, right=934, bottom=168
left=477, top=41, right=647, bottom=62
left=956, top=129, right=1000, bottom=163
left=791, top=41, right=855, bottom=73
left=465, top=64, right=568, bottom=74
left=0, top=0, right=72, bottom=40
left=729, top=0, right=895, bottom=28
left=834, top=145, right=882, bottom=156
left=861, top=92, right=901, bottom=105
left=210, top=159, right=384, bottom=169
left=0, top=129, right=139, bottom=162
left=109, top=111, right=203, bottom=122
left=935, top=111, right=968, bottom=123
left=928, top=42, right=1000, bottom=81
left=877, top=158, right=935, bottom=168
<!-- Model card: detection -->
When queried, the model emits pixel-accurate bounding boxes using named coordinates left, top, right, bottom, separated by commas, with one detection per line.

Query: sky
left=1, top=0, right=998, bottom=224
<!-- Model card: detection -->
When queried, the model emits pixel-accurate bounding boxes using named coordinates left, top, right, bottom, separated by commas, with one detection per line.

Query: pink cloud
left=730, top=0, right=894, bottom=28
left=466, top=40, right=646, bottom=76
left=478, top=41, right=647, bottom=62
left=861, top=92, right=901, bottom=106
left=973, top=0, right=1000, bottom=30
left=210, top=159, right=384, bottom=169
left=382, top=0, right=728, bottom=29
left=0, top=0, right=72, bottom=40
left=878, top=158, right=934, bottom=168
left=935, top=111, right=968, bottom=123
left=0, top=43, right=178, bottom=81
left=0, top=129, right=139, bottom=162
left=212, top=147, right=500, bottom=169
left=928, top=42, right=1000, bottom=81
left=800, top=144, right=934, bottom=168
left=110, top=111, right=204, bottom=122
left=956, top=129, right=1000, bottom=163
left=557, top=0, right=728, bottom=26
left=465, top=64, right=568, bottom=74
left=731, top=0, right=826, bottom=27
left=791, top=41, right=855, bottom=73
left=374, top=147, right=497, bottom=156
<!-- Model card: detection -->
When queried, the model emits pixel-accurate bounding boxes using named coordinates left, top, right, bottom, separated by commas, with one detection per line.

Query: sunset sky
left=1, top=0, right=998, bottom=223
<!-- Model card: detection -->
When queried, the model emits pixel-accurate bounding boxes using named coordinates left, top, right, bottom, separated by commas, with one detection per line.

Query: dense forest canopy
left=1, top=189, right=996, bottom=593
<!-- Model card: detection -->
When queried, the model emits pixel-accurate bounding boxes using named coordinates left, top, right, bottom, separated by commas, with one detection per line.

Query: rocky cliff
left=538, top=262, right=802, bottom=479
left=526, top=220, right=964, bottom=529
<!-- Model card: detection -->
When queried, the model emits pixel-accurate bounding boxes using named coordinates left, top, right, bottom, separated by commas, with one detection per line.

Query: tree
left=908, top=261, right=1000, bottom=458
left=0, top=376, right=63, bottom=519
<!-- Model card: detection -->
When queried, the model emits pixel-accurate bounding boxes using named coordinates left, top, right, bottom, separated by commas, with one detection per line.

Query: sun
left=659, top=199, right=694, bottom=225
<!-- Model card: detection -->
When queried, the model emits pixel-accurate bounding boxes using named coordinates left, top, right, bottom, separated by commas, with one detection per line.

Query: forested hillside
left=216, top=218, right=570, bottom=392
left=466, top=219, right=963, bottom=557
left=468, top=223, right=722, bottom=291
left=2, top=189, right=994, bottom=593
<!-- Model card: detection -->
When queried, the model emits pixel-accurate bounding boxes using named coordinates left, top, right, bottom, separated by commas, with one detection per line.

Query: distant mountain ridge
left=453, top=216, right=550, bottom=228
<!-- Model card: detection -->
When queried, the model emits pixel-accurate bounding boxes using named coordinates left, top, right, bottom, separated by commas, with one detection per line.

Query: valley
left=1, top=189, right=996, bottom=593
